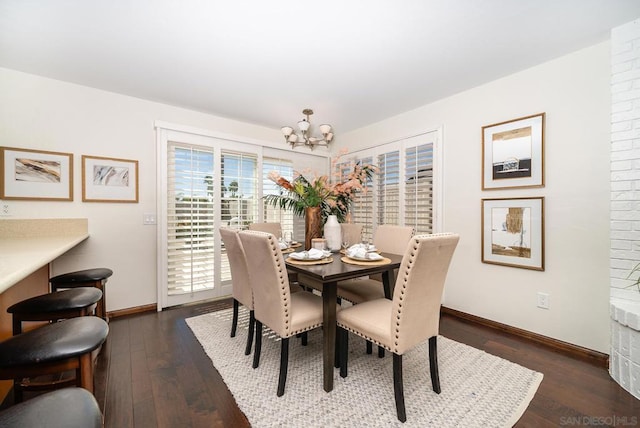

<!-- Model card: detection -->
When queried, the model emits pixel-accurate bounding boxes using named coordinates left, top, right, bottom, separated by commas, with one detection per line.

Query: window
left=220, top=151, right=258, bottom=230
left=167, top=143, right=215, bottom=296
left=405, top=143, right=433, bottom=234
left=377, top=150, right=401, bottom=227
left=337, top=130, right=440, bottom=239
left=337, top=156, right=374, bottom=242
left=262, top=157, right=294, bottom=237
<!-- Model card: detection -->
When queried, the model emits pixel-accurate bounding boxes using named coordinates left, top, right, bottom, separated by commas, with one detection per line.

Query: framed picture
left=0, top=146, right=73, bottom=201
left=82, top=155, right=139, bottom=203
left=481, top=197, right=544, bottom=271
left=482, top=113, right=545, bottom=190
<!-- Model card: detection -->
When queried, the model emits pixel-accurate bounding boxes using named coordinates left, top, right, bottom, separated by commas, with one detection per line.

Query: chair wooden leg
left=334, top=332, right=340, bottom=368
left=429, top=336, right=441, bottom=394
left=244, top=310, right=255, bottom=356
left=393, top=353, right=407, bottom=423
left=378, top=346, right=385, bottom=358
left=253, top=321, right=263, bottom=369
left=366, top=340, right=372, bottom=354
left=79, top=353, right=94, bottom=393
left=231, top=299, right=239, bottom=338
left=13, top=380, right=23, bottom=403
left=277, top=338, right=290, bottom=397
left=339, top=328, right=348, bottom=378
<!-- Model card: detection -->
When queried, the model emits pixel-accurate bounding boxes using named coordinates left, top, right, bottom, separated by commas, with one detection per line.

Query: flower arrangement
left=265, top=150, right=376, bottom=223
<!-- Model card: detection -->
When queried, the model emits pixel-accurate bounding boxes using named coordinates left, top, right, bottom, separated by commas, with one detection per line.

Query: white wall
left=336, top=42, right=611, bottom=353
left=0, top=40, right=613, bottom=352
left=0, top=67, right=293, bottom=312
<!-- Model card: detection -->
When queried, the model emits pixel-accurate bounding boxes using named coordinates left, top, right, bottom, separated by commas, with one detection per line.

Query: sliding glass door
left=165, top=142, right=218, bottom=306
left=158, top=130, right=260, bottom=308
left=157, top=126, right=327, bottom=309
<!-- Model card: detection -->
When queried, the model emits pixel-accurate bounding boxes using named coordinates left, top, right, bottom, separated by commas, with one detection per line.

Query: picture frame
left=482, top=113, right=545, bottom=190
left=82, top=155, right=139, bottom=203
left=0, top=146, right=73, bottom=201
left=481, top=197, right=544, bottom=271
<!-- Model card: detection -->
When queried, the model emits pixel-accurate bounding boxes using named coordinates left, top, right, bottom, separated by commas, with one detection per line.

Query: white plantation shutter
left=338, top=157, right=374, bottom=242
left=220, top=151, right=258, bottom=281
left=263, top=157, right=295, bottom=237
left=405, top=143, right=434, bottom=234
left=167, top=143, right=215, bottom=296
left=377, top=150, right=401, bottom=227
left=335, top=129, right=440, bottom=240
left=220, top=151, right=258, bottom=228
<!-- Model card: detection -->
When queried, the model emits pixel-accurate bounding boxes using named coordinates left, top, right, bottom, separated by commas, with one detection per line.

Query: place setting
left=340, top=241, right=392, bottom=266
left=278, top=232, right=302, bottom=254
left=285, top=247, right=334, bottom=265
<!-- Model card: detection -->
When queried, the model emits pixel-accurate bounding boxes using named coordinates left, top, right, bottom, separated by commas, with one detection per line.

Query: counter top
left=0, top=219, right=89, bottom=293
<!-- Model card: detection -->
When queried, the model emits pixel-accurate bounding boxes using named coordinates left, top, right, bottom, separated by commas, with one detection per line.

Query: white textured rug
left=186, top=307, right=543, bottom=428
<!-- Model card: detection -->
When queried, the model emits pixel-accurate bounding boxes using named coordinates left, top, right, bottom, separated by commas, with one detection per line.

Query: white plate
left=289, top=249, right=331, bottom=261
left=347, top=254, right=384, bottom=262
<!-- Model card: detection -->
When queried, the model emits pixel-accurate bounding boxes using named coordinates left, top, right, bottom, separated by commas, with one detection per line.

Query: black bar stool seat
left=7, top=288, right=103, bottom=335
left=0, top=388, right=102, bottom=428
left=50, top=268, right=112, bottom=321
left=0, top=317, right=108, bottom=403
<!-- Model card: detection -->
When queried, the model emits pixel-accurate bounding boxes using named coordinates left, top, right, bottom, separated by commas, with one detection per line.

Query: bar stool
left=49, top=268, right=113, bottom=321
left=0, top=317, right=108, bottom=403
left=0, top=388, right=102, bottom=428
left=7, top=288, right=103, bottom=335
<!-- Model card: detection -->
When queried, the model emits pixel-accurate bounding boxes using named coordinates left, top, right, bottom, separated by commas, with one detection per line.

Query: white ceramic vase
left=324, top=215, right=342, bottom=252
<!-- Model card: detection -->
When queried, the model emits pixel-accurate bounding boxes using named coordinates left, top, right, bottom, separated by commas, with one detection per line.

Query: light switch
left=143, top=213, right=157, bottom=225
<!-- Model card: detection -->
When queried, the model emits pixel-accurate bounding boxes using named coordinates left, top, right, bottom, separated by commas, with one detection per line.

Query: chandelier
left=281, top=108, right=334, bottom=149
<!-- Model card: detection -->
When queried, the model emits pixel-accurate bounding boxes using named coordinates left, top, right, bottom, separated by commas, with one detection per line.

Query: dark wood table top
left=284, top=252, right=403, bottom=281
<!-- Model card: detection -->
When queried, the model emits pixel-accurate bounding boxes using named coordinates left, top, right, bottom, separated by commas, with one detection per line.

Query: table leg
left=322, top=280, right=337, bottom=392
left=382, top=270, right=393, bottom=299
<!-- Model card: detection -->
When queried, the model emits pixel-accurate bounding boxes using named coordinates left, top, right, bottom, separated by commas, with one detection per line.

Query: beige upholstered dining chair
left=248, top=222, right=304, bottom=289
left=238, top=230, right=331, bottom=396
left=337, top=224, right=414, bottom=304
left=337, top=233, right=460, bottom=422
left=248, top=222, right=282, bottom=238
left=340, top=223, right=363, bottom=247
left=219, top=227, right=254, bottom=355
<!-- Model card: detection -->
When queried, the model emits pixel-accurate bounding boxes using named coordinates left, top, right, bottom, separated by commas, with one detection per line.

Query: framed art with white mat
left=82, top=155, right=139, bottom=203
left=481, top=197, right=544, bottom=271
left=0, top=146, right=73, bottom=201
left=482, top=113, right=545, bottom=190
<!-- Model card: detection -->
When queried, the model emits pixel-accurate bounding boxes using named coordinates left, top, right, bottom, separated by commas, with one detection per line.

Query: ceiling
left=1, top=1, right=639, bottom=134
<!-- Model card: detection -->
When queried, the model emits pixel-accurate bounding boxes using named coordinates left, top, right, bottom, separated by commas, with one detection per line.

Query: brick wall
left=610, top=18, right=640, bottom=401
left=611, top=19, right=640, bottom=303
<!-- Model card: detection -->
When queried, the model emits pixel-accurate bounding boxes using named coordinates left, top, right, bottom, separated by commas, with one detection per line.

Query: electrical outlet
left=0, top=202, right=10, bottom=217
left=537, top=292, right=550, bottom=309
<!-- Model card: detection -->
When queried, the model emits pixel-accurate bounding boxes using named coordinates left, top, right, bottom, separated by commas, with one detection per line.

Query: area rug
left=186, top=307, right=543, bottom=427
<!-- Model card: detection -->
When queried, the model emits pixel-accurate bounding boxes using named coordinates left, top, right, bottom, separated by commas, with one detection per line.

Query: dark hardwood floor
left=56, top=299, right=640, bottom=426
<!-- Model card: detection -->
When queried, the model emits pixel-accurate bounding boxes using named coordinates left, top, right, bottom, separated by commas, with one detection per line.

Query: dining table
left=285, top=251, right=403, bottom=393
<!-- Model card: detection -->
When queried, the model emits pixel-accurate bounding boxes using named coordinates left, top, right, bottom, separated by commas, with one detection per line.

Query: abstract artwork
left=82, top=155, right=138, bottom=202
left=482, top=197, right=544, bottom=270
left=0, top=147, right=73, bottom=200
left=482, top=113, right=545, bottom=190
